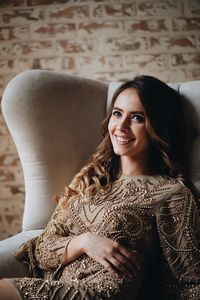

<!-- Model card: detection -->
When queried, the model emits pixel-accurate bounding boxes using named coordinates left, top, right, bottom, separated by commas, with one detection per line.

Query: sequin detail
left=13, top=176, right=200, bottom=299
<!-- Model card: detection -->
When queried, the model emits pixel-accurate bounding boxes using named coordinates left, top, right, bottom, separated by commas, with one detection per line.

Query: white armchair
left=0, top=70, right=199, bottom=278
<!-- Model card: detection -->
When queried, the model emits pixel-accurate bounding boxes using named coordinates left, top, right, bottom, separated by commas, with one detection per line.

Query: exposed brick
left=106, top=55, right=124, bottom=70
left=0, top=138, right=8, bottom=153
left=169, top=36, right=196, bottom=51
left=0, top=0, right=25, bottom=7
left=63, top=57, right=76, bottom=70
left=93, top=71, right=135, bottom=82
left=149, top=36, right=196, bottom=52
left=98, top=3, right=136, bottom=17
left=171, top=53, right=200, bottom=67
left=75, top=56, right=106, bottom=72
left=94, top=69, right=171, bottom=82
left=0, top=166, right=23, bottom=186
left=0, top=120, right=9, bottom=136
left=99, top=36, right=148, bottom=53
left=14, top=41, right=53, bottom=57
left=91, top=4, right=104, bottom=18
left=0, top=59, right=31, bottom=74
left=2, top=166, right=24, bottom=185
left=30, top=23, right=76, bottom=39
left=0, top=135, right=19, bottom=154
left=188, top=69, right=200, bottom=80
left=0, top=198, right=24, bottom=240
left=0, top=42, right=10, bottom=57
left=0, top=40, right=53, bottom=58
left=0, top=26, right=29, bottom=41
left=0, top=77, right=4, bottom=97
left=123, top=54, right=169, bottom=69
left=197, top=35, right=200, bottom=49
left=138, top=1, right=182, bottom=17
left=173, top=17, right=200, bottom=31
left=27, top=0, right=77, bottom=5
left=125, top=19, right=171, bottom=34
left=0, top=169, right=15, bottom=182
left=2, top=8, right=45, bottom=24
left=136, top=70, right=170, bottom=82
left=183, top=0, right=200, bottom=16
left=168, top=69, right=187, bottom=82
left=78, top=20, right=124, bottom=37
left=8, top=184, right=24, bottom=195
left=0, top=153, right=19, bottom=167
left=47, top=4, right=89, bottom=21
left=1, top=73, right=17, bottom=91
left=55, top=38, right=97, bottom=54
left=32, top=57, right=64, bottom=70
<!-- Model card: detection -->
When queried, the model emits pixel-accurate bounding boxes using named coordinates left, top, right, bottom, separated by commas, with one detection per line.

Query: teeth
left=116, top=136, right=133, bottom=144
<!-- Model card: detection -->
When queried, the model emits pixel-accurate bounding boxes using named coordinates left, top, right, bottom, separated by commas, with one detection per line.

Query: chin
left=113, top=147, right=129, bottom=156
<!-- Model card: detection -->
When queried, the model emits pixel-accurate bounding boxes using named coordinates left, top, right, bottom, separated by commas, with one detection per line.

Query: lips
left=115, top=135, right=135, bottom=144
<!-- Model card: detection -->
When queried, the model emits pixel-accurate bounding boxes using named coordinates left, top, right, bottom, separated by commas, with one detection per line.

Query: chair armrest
left=0, top=230, right=43, bottom=278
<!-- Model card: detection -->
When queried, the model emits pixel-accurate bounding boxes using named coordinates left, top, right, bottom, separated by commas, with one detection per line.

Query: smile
left=115, top=135, right=134, bottom=144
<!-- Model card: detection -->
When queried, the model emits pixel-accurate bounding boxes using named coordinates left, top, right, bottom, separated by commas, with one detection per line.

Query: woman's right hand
left=81, top=233, right=141, bottom=279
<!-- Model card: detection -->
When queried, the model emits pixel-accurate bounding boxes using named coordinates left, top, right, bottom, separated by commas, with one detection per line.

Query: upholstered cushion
left=2, top=70, right=108, bottom=231
left=0, top=230, right=42, bottom=277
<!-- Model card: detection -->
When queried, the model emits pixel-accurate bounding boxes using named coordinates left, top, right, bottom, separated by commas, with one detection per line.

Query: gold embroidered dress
left=9, top=175, right=200, bottom=299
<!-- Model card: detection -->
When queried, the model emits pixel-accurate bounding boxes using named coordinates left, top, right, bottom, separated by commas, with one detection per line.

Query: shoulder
left=113, top=175, right=193, bottom=201
left=154, top=176, right=192, bottom=197
left=117, top=174, right=188, bottom=194
left=151, top=176, right=196, bottom=212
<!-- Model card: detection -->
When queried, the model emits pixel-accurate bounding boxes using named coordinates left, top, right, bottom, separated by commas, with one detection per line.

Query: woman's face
left=108, top=88, right=151, bottom=163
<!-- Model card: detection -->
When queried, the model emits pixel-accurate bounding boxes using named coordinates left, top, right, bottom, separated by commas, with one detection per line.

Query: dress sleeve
left=34, top=204, right=73, bottom=271
left=15, top=203, right=72, bottom=273
left=155, top=181, right=200, bottom=299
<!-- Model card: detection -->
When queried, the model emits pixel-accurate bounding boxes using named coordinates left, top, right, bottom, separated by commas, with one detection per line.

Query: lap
left=8, top=277, right=105, bottom=300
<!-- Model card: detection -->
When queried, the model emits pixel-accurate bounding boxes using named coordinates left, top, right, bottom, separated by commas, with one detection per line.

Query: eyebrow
left=112, top=106, right=145, bottom=115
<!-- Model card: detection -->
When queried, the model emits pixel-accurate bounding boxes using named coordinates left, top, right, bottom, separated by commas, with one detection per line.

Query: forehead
left=114, top=88, right=144, bottom=112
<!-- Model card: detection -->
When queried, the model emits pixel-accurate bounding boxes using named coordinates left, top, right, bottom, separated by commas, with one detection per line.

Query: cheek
left=141, top=131, right=151, bottom=147
left=108, top=119, right=114, bottom=136
left=135, top=127, right=150, bottom=144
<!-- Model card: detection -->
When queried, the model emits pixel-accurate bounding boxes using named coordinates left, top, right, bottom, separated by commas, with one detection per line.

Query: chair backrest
left=2, top=70, right=108, bottom=231
left=2, top=71, right=200, bottom=232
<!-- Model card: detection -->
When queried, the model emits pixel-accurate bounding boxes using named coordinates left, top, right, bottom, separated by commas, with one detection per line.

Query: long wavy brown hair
left=60, top=75, right=188, bottom=207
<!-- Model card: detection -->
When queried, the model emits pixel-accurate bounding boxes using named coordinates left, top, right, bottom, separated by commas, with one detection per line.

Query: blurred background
left=0, top=0, right=200, bottom=240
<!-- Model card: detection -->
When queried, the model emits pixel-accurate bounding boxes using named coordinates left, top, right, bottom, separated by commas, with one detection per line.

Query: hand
left=82, top=233, right=141, bottom=279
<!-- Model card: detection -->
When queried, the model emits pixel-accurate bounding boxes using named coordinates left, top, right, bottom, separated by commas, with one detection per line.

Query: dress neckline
left=118, top=174, right=164, bottom=180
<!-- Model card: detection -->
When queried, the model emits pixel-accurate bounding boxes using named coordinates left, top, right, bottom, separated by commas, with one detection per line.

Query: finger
left=118, top=247, right=141, bottom=271
left=108, top=256, right=133, bottom=279
left=113, top=253, right=139, bottom=277
left=100, top=259, right=120, bottom=279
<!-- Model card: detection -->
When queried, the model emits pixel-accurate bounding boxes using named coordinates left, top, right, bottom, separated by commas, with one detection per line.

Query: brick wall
left=0, top=0, right=200, bottom=239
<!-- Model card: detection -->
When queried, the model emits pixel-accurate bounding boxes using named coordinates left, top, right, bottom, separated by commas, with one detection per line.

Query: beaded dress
left=8, top=175, right=200, bottom=299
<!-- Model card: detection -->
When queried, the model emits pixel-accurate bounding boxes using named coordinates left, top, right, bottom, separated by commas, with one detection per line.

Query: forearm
left=35, top=234, right=73, bottom=270
left=61, top=233, right=87, bottom=266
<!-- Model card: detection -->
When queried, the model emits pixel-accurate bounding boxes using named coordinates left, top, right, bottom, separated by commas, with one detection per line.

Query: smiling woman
left=108, top=88, right=151, bottom=176
left=0, top=75, right=200, bottom=300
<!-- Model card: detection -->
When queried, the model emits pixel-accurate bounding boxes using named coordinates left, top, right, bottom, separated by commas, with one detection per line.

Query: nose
left=117, top=116, right=130, bottom=131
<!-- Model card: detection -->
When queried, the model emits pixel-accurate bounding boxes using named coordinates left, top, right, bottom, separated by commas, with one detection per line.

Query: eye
left=131, top=113, right=145, bottom=123
left=112, top=110, right=122, bottom=118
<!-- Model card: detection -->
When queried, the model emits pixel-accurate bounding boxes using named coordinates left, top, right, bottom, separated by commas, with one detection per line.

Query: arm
left=33, top=204, right=74, bottom=270
left=156, top=181, right=200, bottom=298
left=17, top=197, right=140, bottom=277
left=39, top=226, right=141, bottom=279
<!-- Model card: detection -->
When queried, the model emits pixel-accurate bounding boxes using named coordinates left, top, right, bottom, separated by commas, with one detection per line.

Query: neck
left=120, top=156, right=151, bottom=176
